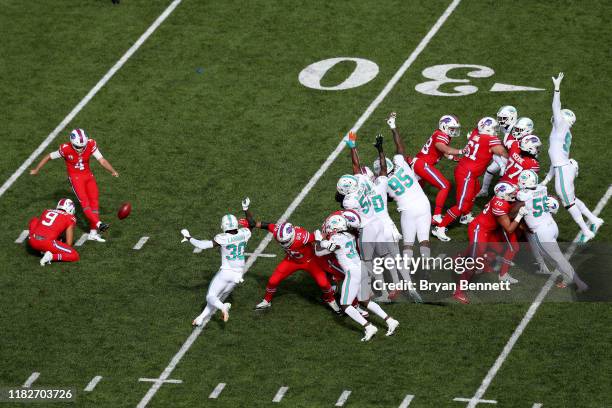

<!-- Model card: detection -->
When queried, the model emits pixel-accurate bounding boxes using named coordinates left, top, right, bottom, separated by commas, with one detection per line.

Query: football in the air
left=117, top=202, right=131, bottom=220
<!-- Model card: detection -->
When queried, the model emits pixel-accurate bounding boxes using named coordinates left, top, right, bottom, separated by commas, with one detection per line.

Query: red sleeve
left=266, top=223, right=277, bottom=233
left=434, top=131, right=450, bottom=145
left=90, top=139, right=98, bottom=153
left=300, top=228, right=313, bottom=244
left=488, top=135, right=501, bottom=146
left=491, top=199, right=509, bottom=216
left=59, top=144, right=67, bottom=157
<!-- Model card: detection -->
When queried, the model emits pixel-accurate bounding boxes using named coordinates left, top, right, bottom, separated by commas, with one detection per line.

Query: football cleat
left=327, top=300, right=341, bottom=314
left=40, top=251, right=53, bottom=266
left=222, top=303, right=231, bottom=322
left=476, top=188, right=489, bottom=198
left=88, top=231, right=106, bottom=242
left=499, top=273, right=519, bottom=284
left=453, top=289, right=470, bottom=304
left=255, top=299, right=271, bottom=310
left=591, top=217, right=604, bottom=233
left=388, top=290, right=401, bottom=301
left=432, top=226, right=451, bottom=242
left=192, top=314, right=205, bottom=327
left=97, top=221, right=110, bottom=232
left=374, top=293, right=392, bottom=303
left=432, top=214, right=443, bottom=225
left=361, top=324, right=378, bottom=342
left=409, top=289, right=423, bottom=304
left=386, top=318, right=399, bottom=336
left=580, top=229, right=595, bottom=243
left=459, top=213, right=475, bottom=224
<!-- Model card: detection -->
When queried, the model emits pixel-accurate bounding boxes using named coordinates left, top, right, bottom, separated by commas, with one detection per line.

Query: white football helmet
left=438, top=114, right=461, bottom=137
left=519, top=135, right=542, bottom=156
left=477, top=117, right=499, bottom=136
left=325, top=214, right=348, bottom=235
left=361, top=166, right=375, bottom=182
left=372, top=157, right=395, bottom=176
left=56, top=198, right=75, bottom=215
left=569, top=158, right=579, bottom=177
left=494, top=182, right=517, bottom=202
left=561, top=109, right=576, bottom=127
left=546, top=196, right=560, bottom=214
left=70, top=128, right=89, bottom=151
left=518, top=170, right=538, bottom=190
left=221, top=214, right=238, bottom=232
left=496, top=105, right=518, bottom=133
left=275, top=222, right=295, bottom=248
left=336, top=175, right=359, bottom=196
left=511, top=117, right=534, bottom=139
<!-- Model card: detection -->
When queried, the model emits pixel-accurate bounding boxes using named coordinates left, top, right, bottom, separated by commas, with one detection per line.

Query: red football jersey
left=500, top=150, right=540, bottom=185
left=58, top=139, right=99, bottom=176
left=415, top=129, right=451, bottom=165
left=30, top=209, right=76, bottom=240
left=474, top=197, right=511, bottom=231
left=503, top=133, right=519, bottom=150
left=267, top=224, right=315, bottom=263
left=459, top=131, right=502, bottom=176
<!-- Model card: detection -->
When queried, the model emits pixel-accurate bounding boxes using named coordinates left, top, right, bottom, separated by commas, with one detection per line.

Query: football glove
left=180, top=229, right=191, bottom=243
left=314, top=229, right=323, bottom=241
left=238, top=218, right=250, bottom=228
left=386, top=112, right=397, bottom=129
left=242, top=197, right=250, bottom=211
left=345, top=131, right=357, bottom=149
left=374, top=134, right=384, bottom=152
left=552, top=72, right=564, bottom=91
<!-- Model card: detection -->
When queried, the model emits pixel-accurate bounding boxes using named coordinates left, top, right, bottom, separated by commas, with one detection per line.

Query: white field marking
left=133, top=236, right=150, bottom=250
left=136, top=2, right=462, bottom=406
left=245, top=252, right=276, bottom=258
left=531, top=404, right=543, bottom=408
left=22, top=372, right=40, bottom=388
left=75, top=233, right=88, bottom=247
left=15, top=230, right=29, bottom=243
left=272, top=386, right=289, bottom=402
left=84, top=375, right=103, bottom=392
left=0, top=0, right=183, bottom=199
left=138, top=378, right=182, bottom=384
left=335, top=390, right=352, bottom=407
left=208, top=382, right=226, bottom=399
left=490, top=83, right=545, bottom=92
left=467, top=184, right=612, bottom=408
left=454, top=397, right=496, bottom=404
left=398, top=394, right=415, bottom=408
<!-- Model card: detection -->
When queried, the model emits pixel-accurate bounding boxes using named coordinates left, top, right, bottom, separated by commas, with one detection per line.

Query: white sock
left=567, top=204, right=590, bottom=234
left=345, top=305, right=368, bottom=326
left=481, top=171, right=494, bottom=192
left=89, top=229, right=97, bottom=235
left=366, top=301, right=388, bottom=320
left=575, top=198, right=599, bottom=223
left=419, top=245, right=431, bottom=259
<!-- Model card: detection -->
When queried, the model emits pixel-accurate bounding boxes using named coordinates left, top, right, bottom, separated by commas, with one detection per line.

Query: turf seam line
left=135, top=1, right=462, bottom=406
left=467, top=184, right=612, bottom=408
left=0, top=0, right=183, bottom=199
left=22, top=372, right=39, bottom=388
left=84, top=375, right=102, bottom=392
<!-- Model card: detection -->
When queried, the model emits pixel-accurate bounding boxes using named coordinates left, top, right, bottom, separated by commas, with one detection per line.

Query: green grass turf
left=0, top=0, right=610, bottom=407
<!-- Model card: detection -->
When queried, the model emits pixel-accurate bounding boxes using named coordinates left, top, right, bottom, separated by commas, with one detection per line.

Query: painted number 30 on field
left=298, top=58, right=544, bottom=95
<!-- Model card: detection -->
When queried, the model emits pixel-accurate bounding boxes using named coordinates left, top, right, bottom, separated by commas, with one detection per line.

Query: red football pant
left=264, top=258, right=335, bottom=303
left=439, top=166, right=480, bottom=227
left=69, top=173, right=100, bottom=229
left=413, top=160, right=451, bottom=216
left=466, top=223, right=518, bottom=278
left=28, top=238, right=79, bottom=262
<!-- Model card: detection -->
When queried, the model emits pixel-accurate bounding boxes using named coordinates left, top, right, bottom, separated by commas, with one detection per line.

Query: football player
left=30, top=129, right=119, bottom=242
left=499, top=134, right=541, bottom=186
left=314, top=215, right=399, bottom=341
left=411, top=115, right=464, bottom=222
left=432, top=117, right=508, bottom=242
left=539, top=73, right=603, bottom=242
left=181, top=199, right=252, bottom=325
left=29, top=198, right=80, bottom=265
left=381, top=112, right=432, bottom=262
left=516, top=170, right=588, bottom=291
left=476, top=106, right=518, bottom=197
left=244, top=206, right=340, bottom=313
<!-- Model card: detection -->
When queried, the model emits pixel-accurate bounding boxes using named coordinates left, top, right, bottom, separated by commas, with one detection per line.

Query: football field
left=1, top=1, right=611, bottom=407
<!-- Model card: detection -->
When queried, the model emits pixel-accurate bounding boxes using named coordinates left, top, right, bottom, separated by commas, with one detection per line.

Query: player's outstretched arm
left=374, top=134, right=387, bottom=175
left=180, top=229, right=219, bottom=249
left=345, top=131, right=361, bottom=174
left=386, top=112, right=406, bottom=157
left=98, top=158, right=119, bottom=177
left=30, top=153, right=52, bottom=175
left=241, top=197, right=256, bottom=228
left=436, top=142, right=462, bottom=156
left=497, top=206, right=528, bottom=234
left=551, top=72, right=564, bottom=124
left=491, top=144, right=509, bottom=158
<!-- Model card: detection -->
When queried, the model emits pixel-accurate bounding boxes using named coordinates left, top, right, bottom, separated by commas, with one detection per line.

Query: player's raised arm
left=344, top=131, right=361, bottom=174
left=180, top=229, right=219, bottom=249
left=373, top=134, right=387, bottom=175
left=551, top=72, right=564, bottom=126
left=386, top=112, right=406, bottom=157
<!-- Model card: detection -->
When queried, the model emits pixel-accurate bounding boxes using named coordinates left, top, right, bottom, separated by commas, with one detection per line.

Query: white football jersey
left=329, top=231, right=361, bottom=271
left=386, top=154, right=428, bottom=211
left=517, top=186, right=554, bottom=230
left=343, top=184, right=377, bottom=227
left=548, top=92, right=571, bottom=167
left=214, top=228, right=252, bottom=271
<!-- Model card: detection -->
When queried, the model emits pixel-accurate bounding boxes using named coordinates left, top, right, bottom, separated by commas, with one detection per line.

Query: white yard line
left=467, top=184, right=612, bottom=408
left=84, top=375, right=103, bottom=392
left=0, top=0, right=183, bottom=199
left=335, top=390, right=352, bottom=407
left=398, top=394, right=415, bottom=408
left=454, top=397, right=496, bottom=404
left=15, top=230, right=29, bottom=243
left=138, top=378, right=182, bottom=384
left=272, top=386, right=289, bottom=402
left=133, top=236, right=150, bottom=250
left=208, top=382, right=226, bottom=399
left=136, top=2, right=462, bottom=406
left=245, top=252, right=276, bottom=258
left=531, top=404, right=543, bottom=408
left=22, top=372, right=40, bottom=388
left=75, top=233, right=88, bottom=247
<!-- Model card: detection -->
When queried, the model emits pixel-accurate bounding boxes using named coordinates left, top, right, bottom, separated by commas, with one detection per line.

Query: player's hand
left=386, top=112, right=397, bottom=129
left=518, top=207, right=529, bottom=217
left=461, top=146, right=470, bottom=156
left=552, top=72, right=564, bottom=91
left=180, top=228, right=191, bottom=243
left=238, top=218, right=249, bottom=228
left=373, top=134, right=384, bottom=152
left=29, top=169, right=39, bottom=175
left=314, top=229, right=323, bottom=241
left=111, top=171, right=119, bottom=177
left=242, top=197, right=250, bottom=211
left=345, top=131, right=357, bottom=149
